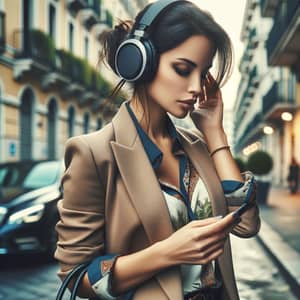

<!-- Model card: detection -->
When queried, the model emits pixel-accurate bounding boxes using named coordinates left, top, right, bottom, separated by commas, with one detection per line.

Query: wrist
left=204, top=130, right=228, bottom=152
left=154, top=240, right=178, bottom=267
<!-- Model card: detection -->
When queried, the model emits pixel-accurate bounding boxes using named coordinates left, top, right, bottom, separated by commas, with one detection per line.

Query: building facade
left=0, top=0, right=147, bottom=163
left=234, top=0, right=300, bottom=187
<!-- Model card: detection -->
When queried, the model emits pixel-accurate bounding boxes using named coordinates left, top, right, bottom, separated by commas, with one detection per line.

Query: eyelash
left=173, top=66, right=191, bottom=77
left=173, top=66, right=207, bottom=81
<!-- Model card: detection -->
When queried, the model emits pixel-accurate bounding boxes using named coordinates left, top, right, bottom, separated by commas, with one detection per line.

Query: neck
left=129, top=97, right=169, bottom=141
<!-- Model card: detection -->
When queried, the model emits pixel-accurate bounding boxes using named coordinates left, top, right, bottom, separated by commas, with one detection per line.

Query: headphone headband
left=115, top=0, right=187, bottom=82
left=136, top=0, right=182, bottom=32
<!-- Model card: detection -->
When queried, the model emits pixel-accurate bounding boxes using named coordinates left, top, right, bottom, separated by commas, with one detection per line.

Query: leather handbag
left=56, top=262, right=90, bottom=300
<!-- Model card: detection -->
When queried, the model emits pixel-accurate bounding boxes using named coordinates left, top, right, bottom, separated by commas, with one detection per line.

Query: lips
left=177, top=99, right=196, bottom=106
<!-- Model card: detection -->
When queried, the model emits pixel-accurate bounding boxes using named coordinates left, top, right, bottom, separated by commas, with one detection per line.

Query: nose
left=188, top=72, right=202, bottom=97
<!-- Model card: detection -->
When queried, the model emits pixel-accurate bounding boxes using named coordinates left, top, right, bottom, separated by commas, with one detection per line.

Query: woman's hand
left=190, top=73, right=224, bottom=137
left=161, top=213, right=237, bottom=266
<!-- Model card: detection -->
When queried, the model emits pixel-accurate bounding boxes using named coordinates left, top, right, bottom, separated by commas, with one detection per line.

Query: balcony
left=94, top=10, right=113, bottom=41
left=67, top=0, right=87, bottom=17
left=262, top=81, right=295, bottom=121
left=239, top=28, right=258, bottom=72
left=13, top=29, right=55, bottom=80
left=260, top=0, right=280, bottom=17
left=266, top=0, right=300, bottom=73
left=235, top=113, right=263, bottom=153
left=0, top=11, right=5, bottom=53
left=80, top=0, right=101, bottom=30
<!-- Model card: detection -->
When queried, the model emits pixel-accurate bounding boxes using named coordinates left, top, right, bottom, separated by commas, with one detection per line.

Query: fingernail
left=214, top=215, right=223, bottom=220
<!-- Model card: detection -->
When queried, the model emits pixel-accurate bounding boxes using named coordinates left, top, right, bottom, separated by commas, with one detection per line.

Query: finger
left=201, top=213, right=236, bottom=236
left=199, top=234, right=227, bottom=252
left=197, top=247, right=224, bottom=265
left=201, top=238, right=226, bottom=257
left=191, top=216, right=223, bottom=227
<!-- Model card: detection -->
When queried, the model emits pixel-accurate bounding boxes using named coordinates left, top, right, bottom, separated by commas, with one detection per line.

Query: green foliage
left=56, top=49, right=115, bottom=97
left=247, top=150, right=273, bottom=175
left=234, top=157, right=247, bottom=173
left=29, top=29, right=55, bottom=66
left=194, top=198, right=212, bottom=220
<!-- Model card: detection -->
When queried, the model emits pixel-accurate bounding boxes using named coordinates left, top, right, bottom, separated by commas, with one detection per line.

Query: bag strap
left=70, top=264, right=89, bottom=300
left=56, top=263, right=89, bottom=300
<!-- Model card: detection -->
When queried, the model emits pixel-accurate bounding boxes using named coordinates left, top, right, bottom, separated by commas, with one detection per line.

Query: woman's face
left=146, top=35, right=215, bottom=118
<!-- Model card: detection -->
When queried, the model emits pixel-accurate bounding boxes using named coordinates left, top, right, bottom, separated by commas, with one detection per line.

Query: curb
left=257, top=219, right=300, bottom=298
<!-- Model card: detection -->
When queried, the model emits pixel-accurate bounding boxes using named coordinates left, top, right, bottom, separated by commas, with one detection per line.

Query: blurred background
left=0, top=0, right=300, bottom=299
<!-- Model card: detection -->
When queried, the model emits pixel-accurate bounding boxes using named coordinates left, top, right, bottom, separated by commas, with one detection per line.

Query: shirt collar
left=126, top=102, right=183, bottom=169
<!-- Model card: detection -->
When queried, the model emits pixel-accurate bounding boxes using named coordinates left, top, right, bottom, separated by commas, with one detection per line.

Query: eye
left=173, top=65, right=191, bottom=77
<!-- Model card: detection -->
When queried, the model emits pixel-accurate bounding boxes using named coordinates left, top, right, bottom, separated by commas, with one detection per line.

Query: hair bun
left=113, top=20, right=133, bottom=37
left=99, top=20, right=133, bottom=74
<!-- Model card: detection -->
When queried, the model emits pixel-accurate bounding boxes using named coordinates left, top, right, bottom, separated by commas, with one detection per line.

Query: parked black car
left=0, top=160, right=64, bottom=256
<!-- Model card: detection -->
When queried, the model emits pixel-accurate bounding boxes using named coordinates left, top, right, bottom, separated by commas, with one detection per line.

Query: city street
left=0, top=235, right=297, bottom=300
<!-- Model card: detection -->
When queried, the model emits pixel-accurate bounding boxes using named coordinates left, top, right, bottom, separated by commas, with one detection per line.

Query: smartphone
left=233, top=176, right=255, bottom=219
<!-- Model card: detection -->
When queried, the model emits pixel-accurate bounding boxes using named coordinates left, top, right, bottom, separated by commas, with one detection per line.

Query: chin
left=170, top=109, right=189, bottom=119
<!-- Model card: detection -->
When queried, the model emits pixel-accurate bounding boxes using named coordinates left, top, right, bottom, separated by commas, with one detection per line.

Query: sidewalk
left=257, top=187, right=300, bottom=298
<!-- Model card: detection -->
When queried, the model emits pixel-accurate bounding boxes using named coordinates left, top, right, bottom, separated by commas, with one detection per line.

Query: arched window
left=68, top=106, right=75, bottom=137
left=20, top=88, right=34, bottom=160
left=97, top=118, right=102, bottom=130
left=47, top=98, right=58, bottom=159
left=83, top=112, right=90, bottom=134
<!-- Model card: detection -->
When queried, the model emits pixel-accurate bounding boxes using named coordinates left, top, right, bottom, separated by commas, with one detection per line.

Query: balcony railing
left=234, top=112, right=263, bottom=153
left=12, top=28, right=113, bottom=103
left=266, top=0, right=300, bottom=65
left=67, top=0, right=87, bottom=16
left=239, top=28, right=259, bottom=72
left=13, top=29, right=56, bottom=67
left=262, top=81, right=295, bottom=118
left=0, top=11, right=6, bottom=53
left=80, top=0, right=101, bottom=29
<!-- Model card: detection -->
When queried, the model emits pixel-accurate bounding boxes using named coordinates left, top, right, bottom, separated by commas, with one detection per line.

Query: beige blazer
left=55, top=102, right=260, bottom=300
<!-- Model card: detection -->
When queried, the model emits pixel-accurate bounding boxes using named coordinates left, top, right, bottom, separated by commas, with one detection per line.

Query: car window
left=0, top=166, right=20, bottom=187
left=23, top=161, right=61, bottom=189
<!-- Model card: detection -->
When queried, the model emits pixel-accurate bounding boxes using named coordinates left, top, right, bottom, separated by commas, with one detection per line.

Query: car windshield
left=23, top=161, right=61, bottom=189
left=0, top=162, right=35, bottom=187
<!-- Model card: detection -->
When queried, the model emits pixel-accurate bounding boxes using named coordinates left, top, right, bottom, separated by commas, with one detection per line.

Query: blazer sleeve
left=55, top=135, right=107, bottom=278
left=224, top=171, right=261, bottom=238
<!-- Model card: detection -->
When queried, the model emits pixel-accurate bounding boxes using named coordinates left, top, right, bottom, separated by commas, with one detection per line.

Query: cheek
left=149, top=66, right=185, bottom=98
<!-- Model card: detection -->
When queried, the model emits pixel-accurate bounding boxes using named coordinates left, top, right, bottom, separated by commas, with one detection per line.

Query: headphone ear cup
left=139, top=39, right=158, bottom=82
left=115, top=38, right=147, bottom=81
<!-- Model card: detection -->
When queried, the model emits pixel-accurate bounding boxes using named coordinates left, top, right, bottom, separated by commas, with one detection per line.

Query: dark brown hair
left=99, top=1, right=233, bottom=121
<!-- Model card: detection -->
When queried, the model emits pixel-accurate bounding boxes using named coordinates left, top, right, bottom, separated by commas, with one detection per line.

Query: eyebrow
left=176, top=58, right=212, bottom=71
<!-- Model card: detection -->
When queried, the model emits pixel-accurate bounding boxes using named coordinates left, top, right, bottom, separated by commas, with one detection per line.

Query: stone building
left=234, top=0, right=300, bottom=186
left=0, top=0, right=147, bottom=162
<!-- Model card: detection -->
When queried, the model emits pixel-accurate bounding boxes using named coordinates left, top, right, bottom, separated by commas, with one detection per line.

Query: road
left=0, top=235, right=298, bottom=300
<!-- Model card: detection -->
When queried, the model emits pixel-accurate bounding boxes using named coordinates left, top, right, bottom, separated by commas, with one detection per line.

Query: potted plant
left=246, top=150, right=273, bottom=204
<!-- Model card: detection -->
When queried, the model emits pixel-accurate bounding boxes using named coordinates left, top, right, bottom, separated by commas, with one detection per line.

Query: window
left=83, top=113, right=90, bottom=134
left=84, top=36, right=89, bottom=59
left=49, top=3, right=56, bottom=41
left=68, top=22, right=74, bottom=51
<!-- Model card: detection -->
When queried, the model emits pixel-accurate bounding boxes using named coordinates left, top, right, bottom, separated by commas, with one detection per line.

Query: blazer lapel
left=111, top=103, right=182, bottom=299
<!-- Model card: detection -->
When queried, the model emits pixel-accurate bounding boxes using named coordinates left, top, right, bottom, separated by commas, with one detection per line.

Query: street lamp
left=281, top=112, right=293, bottom=122
left=263, top=126, right=274, bottom=135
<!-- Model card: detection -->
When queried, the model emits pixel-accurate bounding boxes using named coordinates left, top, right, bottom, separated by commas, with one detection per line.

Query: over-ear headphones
left=115, top=0, right=183, bottom=82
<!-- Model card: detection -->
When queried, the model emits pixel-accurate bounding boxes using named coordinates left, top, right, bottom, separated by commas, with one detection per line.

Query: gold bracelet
left=210, top=145, right=230, bottom=157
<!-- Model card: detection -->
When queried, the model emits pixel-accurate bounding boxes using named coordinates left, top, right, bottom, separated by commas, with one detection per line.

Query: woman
left=55, top=1, right=260, bottom=299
